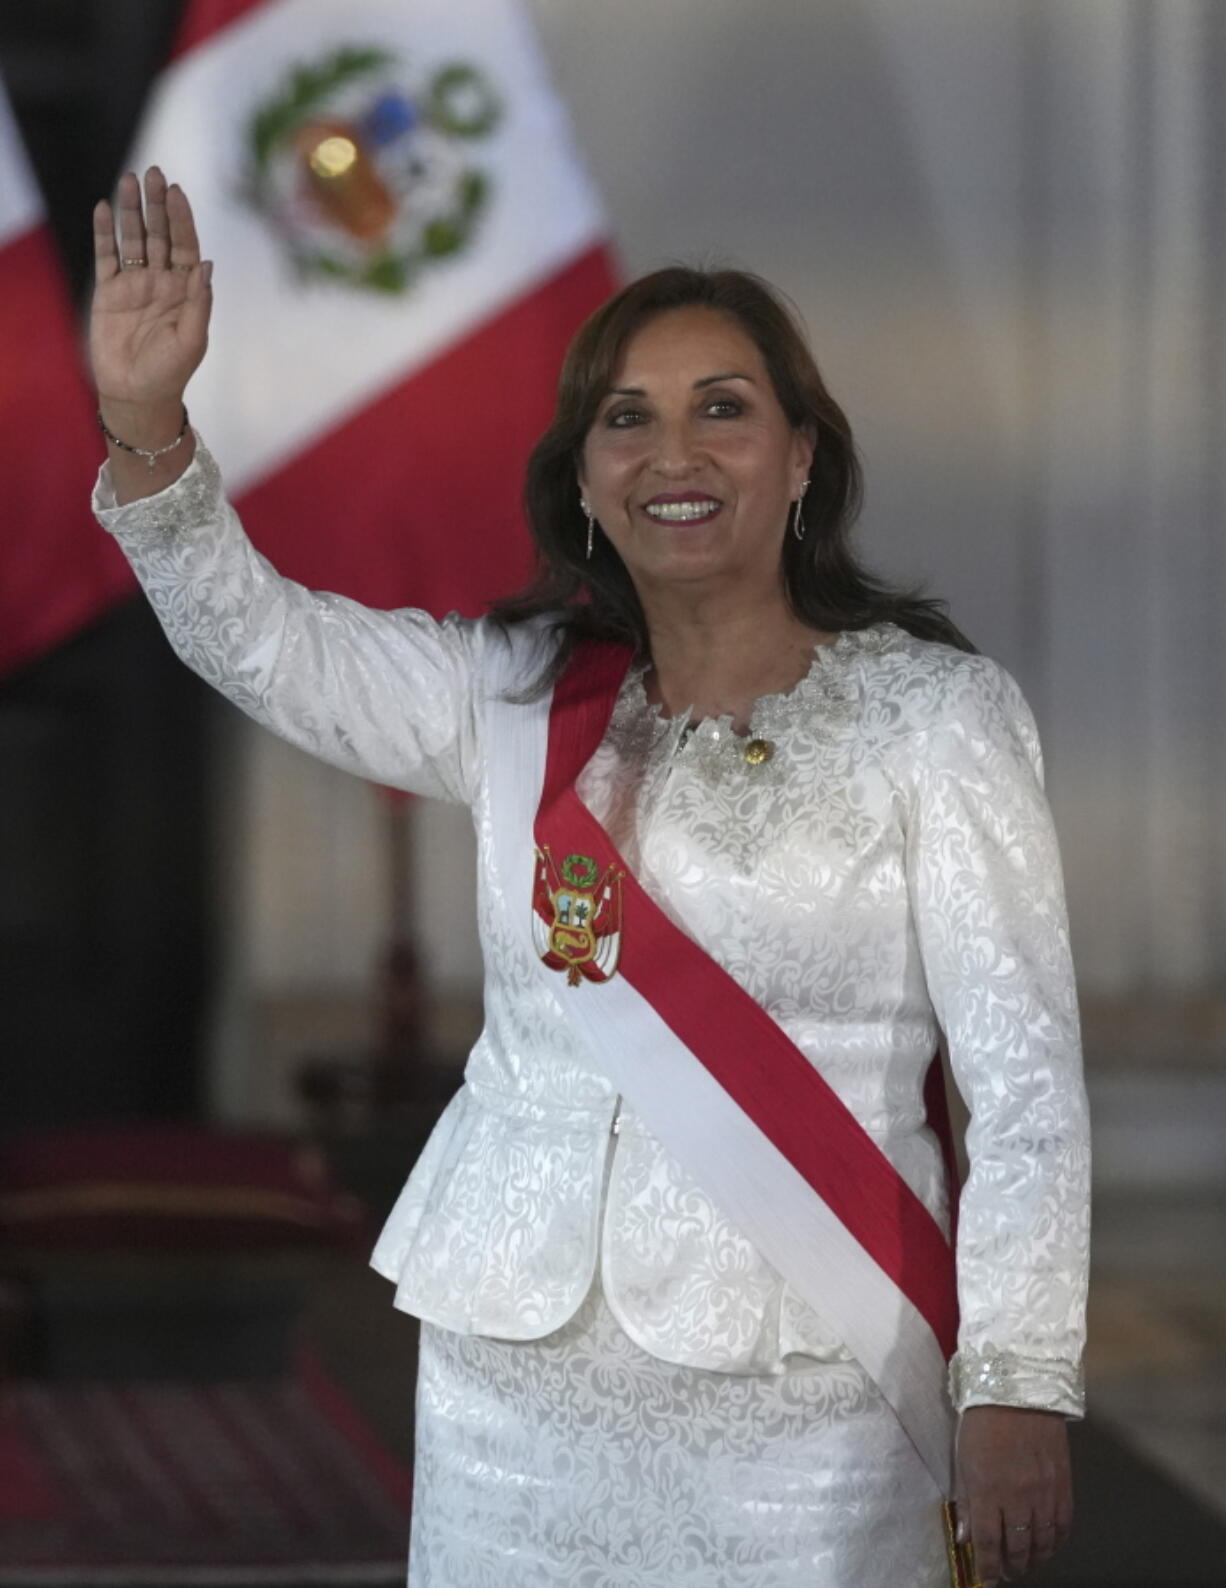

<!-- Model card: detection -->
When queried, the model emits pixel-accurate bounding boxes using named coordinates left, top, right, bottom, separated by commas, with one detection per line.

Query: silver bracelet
left=97, top=406, right=190, bottom=471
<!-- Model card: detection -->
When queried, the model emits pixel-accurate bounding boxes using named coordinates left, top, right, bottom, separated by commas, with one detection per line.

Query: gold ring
left=120, top=258, right=148, bottom=268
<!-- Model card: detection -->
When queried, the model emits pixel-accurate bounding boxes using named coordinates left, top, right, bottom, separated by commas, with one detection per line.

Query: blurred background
left=1, top=1, right=1223, bottom=1583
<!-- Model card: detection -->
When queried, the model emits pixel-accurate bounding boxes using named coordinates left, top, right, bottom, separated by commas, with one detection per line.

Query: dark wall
left=1, top=0, right=216, bottom=1126
left=1, top=0, right=184, bottom=294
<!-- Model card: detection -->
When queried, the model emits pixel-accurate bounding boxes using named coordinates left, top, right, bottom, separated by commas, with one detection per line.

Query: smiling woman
left=90, top=191, right=1089, bottom=1587
left=495, top=266, right=973, bottom=708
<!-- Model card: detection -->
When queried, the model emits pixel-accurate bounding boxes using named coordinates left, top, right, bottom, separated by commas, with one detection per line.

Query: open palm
left=91, top=167, right=212, bottom=408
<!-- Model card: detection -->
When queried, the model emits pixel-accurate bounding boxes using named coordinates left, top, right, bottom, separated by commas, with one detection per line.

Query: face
left=578, top=306, right=813, bottom=601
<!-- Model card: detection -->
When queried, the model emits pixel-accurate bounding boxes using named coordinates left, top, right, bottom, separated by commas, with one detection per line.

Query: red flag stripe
left=535, top=640, right=960, bottom=1359
left=171, top=0, right=270, bottom=60
left=0, top=225, right=133, bottom=676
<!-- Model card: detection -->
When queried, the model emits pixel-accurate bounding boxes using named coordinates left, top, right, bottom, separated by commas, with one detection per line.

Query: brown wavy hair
left=492, top=266, right=974, bottom=684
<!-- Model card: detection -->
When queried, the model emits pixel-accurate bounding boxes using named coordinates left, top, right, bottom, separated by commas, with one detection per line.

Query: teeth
left=644, top=500, right=721, bottom=522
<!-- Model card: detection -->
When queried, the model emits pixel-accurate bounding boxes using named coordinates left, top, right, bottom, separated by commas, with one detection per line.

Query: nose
left=650, top=416, right=703, bottom=478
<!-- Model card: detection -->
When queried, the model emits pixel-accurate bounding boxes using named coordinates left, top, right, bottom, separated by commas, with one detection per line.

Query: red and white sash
left=486, top=632, right=960, bottom=1493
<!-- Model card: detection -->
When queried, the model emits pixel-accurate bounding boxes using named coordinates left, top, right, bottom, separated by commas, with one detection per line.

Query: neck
left=638, top=582, right=832, bottom=729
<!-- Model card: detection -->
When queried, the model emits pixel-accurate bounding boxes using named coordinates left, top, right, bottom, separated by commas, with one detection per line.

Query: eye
left=703, top=395, right=744, bottom=418
left=605, top=405, right=648, bottom=428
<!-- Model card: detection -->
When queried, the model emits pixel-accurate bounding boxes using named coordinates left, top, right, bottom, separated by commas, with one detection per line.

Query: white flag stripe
left=0, top=81, right=42, bottom=247
left=128, top=0, right=607, bottom=493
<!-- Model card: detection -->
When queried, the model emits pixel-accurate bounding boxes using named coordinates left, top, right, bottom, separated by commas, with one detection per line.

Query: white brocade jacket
left=95, top=442, right=1090, bottom=1418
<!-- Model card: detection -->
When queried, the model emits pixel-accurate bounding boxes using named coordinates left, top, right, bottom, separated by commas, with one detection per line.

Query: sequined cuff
left=93, top=435, right=223, bottom=543
left=949, top=1346, right=1085, bottom=1418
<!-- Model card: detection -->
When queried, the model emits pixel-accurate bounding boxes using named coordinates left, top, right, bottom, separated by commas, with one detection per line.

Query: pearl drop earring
left=791, top=481, right=810, bottom=542
left=580, top=497, right=595, bottom=560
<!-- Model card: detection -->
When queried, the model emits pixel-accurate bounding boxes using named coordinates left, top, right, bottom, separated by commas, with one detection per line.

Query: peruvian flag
left=0, top=81, right=132, bottom=676
left=125, top=0, right=617, bottom=614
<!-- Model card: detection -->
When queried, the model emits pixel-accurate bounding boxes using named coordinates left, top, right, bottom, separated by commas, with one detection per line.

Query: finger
left=93, top=199, right=120, bottom=285
left=1002, top=1514, right=1035, bottom=1578
left=166, top=182, right=202, bottom=271
left=144, top=166, right=170, bottom=269
left=971, top=1508, right=1004, bottom=1587
left=1030, top=1517, right=1061, bottom=1565
left=1053, top=1478, right=1075, bottom=1550
left=116, top=171, right=147, bottom=266
left=178, top=259, right=214, bottom=348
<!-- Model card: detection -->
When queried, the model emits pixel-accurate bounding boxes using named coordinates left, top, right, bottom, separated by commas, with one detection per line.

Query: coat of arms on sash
left=532, top=846, right=624, bottom=986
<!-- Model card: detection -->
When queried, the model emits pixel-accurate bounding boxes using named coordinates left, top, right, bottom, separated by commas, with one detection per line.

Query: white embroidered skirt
left=407, top=1274, right=947, bottom=1588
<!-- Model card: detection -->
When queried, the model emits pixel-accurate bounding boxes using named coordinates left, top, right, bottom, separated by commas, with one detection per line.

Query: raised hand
left=92, top=167, right=212, bottom=408
left=92, top=168, right=213, bottom=499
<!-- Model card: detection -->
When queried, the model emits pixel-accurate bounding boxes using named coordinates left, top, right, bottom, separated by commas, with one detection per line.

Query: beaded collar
left=607, top=623, right=899, bottom=783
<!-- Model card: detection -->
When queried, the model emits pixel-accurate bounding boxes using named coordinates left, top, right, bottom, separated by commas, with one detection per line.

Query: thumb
left=952, top=1442, right=969, bottom=1543
left=951, top=1452, right=986, bottom=1586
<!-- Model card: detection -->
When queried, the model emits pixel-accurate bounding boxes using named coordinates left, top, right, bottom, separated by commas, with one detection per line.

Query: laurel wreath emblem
left=560, top=854, right=601, bottom=890
left=244, top=45, right=502, bottom=294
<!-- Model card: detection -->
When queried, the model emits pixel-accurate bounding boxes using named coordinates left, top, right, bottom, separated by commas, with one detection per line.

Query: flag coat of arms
left=0, top=81, right=132, bottom=676
left=532, top=845, right=625, bottom=986
left=126, top=0, right=616, bottom=615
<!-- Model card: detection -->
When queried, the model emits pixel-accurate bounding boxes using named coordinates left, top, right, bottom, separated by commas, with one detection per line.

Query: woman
left=91, top=168, right=1089, bottom=1588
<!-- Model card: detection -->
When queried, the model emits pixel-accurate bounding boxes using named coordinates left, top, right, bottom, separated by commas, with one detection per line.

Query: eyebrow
left=606, top=372, right=756, bottom=397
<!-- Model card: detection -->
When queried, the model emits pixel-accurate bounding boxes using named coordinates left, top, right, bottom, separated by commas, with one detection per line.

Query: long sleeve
left=889, top=654, right=1090, bottom=1417
left=93, top=438, right=484, bottom=804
